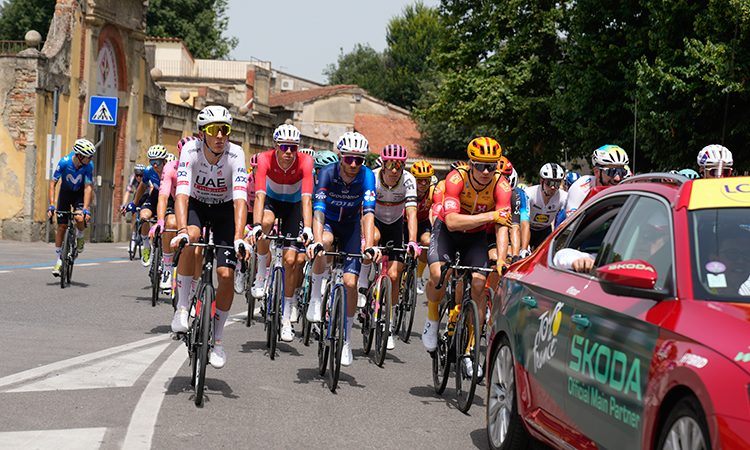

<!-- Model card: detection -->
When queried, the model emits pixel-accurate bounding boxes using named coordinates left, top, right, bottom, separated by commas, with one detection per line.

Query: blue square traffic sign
left=89, top=96, right=118, bottom=126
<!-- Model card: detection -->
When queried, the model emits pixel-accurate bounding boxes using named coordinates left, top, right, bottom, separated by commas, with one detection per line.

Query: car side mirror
left=596, top=259, right=670, bottom=301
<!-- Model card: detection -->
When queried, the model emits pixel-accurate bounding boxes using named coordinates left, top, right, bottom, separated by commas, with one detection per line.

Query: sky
left=225, top=0, right=441, bottom=84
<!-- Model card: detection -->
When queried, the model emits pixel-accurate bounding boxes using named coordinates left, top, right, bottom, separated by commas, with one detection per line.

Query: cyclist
left=235, top=152, right=260, bottom=294
left=526, top=163, right=568, bottom=251
left=678, top=168, right=700, bottom=179
left=306, top=131, right=379, bottom=367
left=170, top=105, right=248, bottom=369
left=356, top=144, right=419, bottom=351
left=423, top=137, right=512, bottom=377
left=562, top=171, right=580, bottom=192
left=565, top=144, right=629, bottom=216
left=128, top=145, right=168, bottom=267
left=119, top=163, right=146, bottom=252
left=493, top=157, right=519, bottom=266
left=698, top=144, right=733, bottom=179
left=248, top=124, right=314, bottom=342
left=313, top=150, right=339, bottom=181
left=409, top=160, right=436, bottom=294
left=48, top=139, right=95, bottom=276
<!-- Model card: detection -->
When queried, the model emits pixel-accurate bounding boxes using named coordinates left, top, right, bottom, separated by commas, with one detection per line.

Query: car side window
left=599, top=196, right=673, bottom=291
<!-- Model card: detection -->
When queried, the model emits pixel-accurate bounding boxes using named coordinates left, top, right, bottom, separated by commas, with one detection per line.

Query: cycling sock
left=76, top=229, right=84, bottom=238
left=311, top=271, right=324, bottom=300
left=417, top=260, right=426, bottom=278
left=142, top=236, right=151, bottom=250
left=214, top=308, right=229, bottom=342
left=55, top=247, right=61, bottom=256
left=257, top=253, right=268, bottom=279
left=176, top=274, right=192, bottom=310
left=391, top=305, right=398, bottom=331
left=162, top=252, right=173, bottom=269
left=282, top=296, right=295, bottom=322
left=345, top=313, right=354, bottom=342
left=358, top=263, right=371, bottom=288
left=190, top=278, right=198, bottom=298
left=427, top=299, right=440, bottom=321
left=131, top=231, right=137, bottom=239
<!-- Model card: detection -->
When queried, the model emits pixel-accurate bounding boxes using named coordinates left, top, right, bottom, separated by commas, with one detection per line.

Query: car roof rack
left=619, top=172, right=688, bottom=186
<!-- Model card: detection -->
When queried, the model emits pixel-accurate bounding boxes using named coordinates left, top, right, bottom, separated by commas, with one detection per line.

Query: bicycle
left=314, top=240, right=366, bottom=392
left=298, top=258, right=314, bottom=346
left=149, top=224, right=178, bottom=307
left=393, top=245, right=426, bottom=343
left=173, top=225, right=244, bottom=406
left=432, top=252, right=494, bottom=413
left=56, top=210, right=85, bottom=289
left=125, top=207, right=143, bottom=261
left=242, top=245, right=258, bottom=327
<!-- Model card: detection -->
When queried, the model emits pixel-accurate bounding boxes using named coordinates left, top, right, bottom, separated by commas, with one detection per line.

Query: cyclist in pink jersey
left=234, top=152, right=258, bottom=294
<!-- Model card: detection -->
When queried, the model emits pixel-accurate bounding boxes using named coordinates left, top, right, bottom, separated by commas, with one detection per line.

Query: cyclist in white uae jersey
left=170, top=105, right=247, bottom=370
left=565, top=144, right=629, bottom=216
left=525, top=163, right=568, bottom=250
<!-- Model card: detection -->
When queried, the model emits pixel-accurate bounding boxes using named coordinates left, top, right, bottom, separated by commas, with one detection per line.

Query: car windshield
left=690, top=208, right=750, bottom=303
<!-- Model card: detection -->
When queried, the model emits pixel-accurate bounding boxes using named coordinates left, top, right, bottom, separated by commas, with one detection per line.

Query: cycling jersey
left=565, top=175, right=595, bottom=216
left=518, top=187, right=529, bottom=222
left=415, top=183, right=435, bottom=222
left=373, top=168, right=417, bottom=225
left=159, top=160, right=178, bottom=198
left=246, top=171, right=255, bottom=210
left=126, top=173, right=141, bottom=194
left=431, top=179, right=446, bottom=217
left=313, top=163, right=375, bottom=223
left=175, top=140, right=247, bottom=204
left=143, top=165, right=161, bottom=189
left=525, top=184, right=568, bottom=231
left=438, top=168, right=512, bottom=233
left=255, top=150, right=313, bottom=203
left=52, top=153, right=93, bottom=191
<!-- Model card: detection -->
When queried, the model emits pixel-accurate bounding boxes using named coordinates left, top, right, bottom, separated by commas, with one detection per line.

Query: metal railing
left=0, top=40, right=36, bottom=56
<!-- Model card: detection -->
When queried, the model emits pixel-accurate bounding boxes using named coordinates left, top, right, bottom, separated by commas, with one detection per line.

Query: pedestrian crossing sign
left=89, top=96, right=118, bottom=126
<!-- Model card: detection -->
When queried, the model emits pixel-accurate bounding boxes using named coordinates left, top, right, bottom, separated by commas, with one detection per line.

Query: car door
left=564, top=194, right=672, bottom=450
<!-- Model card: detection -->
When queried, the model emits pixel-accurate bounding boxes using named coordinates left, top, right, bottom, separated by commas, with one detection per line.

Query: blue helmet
left=563, top=171, right=581, bottom=188
left=678, top=168, right=700, bottom=179
left=313, top=150, right=339, bottom=171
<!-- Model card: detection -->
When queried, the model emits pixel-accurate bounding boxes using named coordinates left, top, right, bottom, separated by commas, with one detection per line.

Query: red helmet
left=381, top=144, right=408, bottom=161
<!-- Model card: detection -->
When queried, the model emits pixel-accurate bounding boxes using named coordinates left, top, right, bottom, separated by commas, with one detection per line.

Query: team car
left=486, top=173, right=750, bottom=450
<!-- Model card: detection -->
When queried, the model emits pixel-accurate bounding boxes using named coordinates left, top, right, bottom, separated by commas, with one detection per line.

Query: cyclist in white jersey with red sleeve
left=565, top=145, right=629, bottom=216
left=524, top=163, right=568, bottom=250
left=170, top=105, right=248, bottom=370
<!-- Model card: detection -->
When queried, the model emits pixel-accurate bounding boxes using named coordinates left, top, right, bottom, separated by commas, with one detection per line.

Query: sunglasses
left=707, top=168, right=732, bottom=178
left=203, top=124, right=231, bottom=136
left=416, top=178, right=431, bottom=184
left=543, top=179, right=561, bottom=189
left=279, top=144, right=298, bottom=153
left=598, top=167, right=628, bottom=178
left=342, top=155, right=364, bottom=166
left=150, top=159, right=164, bottom=166
left=384, top=160, right=404, bottom=170
left=472, top=161, right=498, bottom=173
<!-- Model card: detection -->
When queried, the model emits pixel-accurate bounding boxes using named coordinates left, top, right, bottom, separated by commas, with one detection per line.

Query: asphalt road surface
left=0, top=240, right=491, bottom=450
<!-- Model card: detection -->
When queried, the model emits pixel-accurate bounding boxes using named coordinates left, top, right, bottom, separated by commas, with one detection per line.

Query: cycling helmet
left=133, top=163, right=145, bottom=175
left=73, top=138, right=96, bottom=157
left=336, top=131, right=369, bottom=156
left=197, top=105, right=232, bottom=129
left=313, top=150, right=339, bottom=170
left=166, top=153, right=176, bottom=162
left=678, top=168, right=700, bottom=179
left=381, top=144, right=408, bottom=161
left=697, top=144, right=733, bottom=167
left=467, top=137, right=502, bottom=162
left=410, top=161, right=434, bottom=178
left=273, top=124, right=301, bottom=144
left=517, top=182, right=528, bottom=190
left=499, top=157, right=511, bottom=174
left=373, top=157, right=382, bottom=169
left=450, top=161, right=469, bottom=171
left=177, top=136, right=199, bottom=155
left=592, top=144, right=629, bottom=166
left=507, top=168, right=519, bottom=189
left=431, top=175, right=438, bottom=185
left=299, top=148, right=316, bottom=157
left=563, top=171, right=581, bottom=188
left=624, top=165, right=633, bottom=179
left=147, top=145, right=168, bottom=160
left=249, top=153, right=259, bottom=168
left=539, top=163, right=564, bottom=180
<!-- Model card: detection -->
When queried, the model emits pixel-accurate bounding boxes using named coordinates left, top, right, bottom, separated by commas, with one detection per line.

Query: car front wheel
left=487, top=335, right=531, bottom=450
left=657, top=396, right=710, bottom=450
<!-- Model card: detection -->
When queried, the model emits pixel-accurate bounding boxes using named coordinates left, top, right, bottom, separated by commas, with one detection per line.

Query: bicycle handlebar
left=435, top=251, right=494, bottom=290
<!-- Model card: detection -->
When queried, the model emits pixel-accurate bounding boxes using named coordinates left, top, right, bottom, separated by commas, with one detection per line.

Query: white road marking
left=109, top=260, right=131, bottom=264
left=30, top=267, right=54, bottom=270
left=116, top=246, right=129, bottom=249
left=0, top=427, right=107, bottom=450
left=0, top=334, right=170, bottom=390
left=76, top=263, right=100, bottom=267
left=9, top=343, right=169, bottom=392
left=0, top=270, right=11, bottom=273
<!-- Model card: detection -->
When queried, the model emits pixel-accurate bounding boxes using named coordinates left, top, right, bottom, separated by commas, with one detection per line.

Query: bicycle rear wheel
left=328, top=285, right=346, bottom=392
left=361, top=286, right=374, bottom=355
left=245, top=251, right=257, bottom=327
left=150, top=237, right=162, bottom=307
left=432, top=299, right=451, bottom=394
left=374, top=277, right=391, bottom=367
left=268, top=267, right=283, bottom=360
left=189, top=285, right=201, bottom=387
left=195, top=284, right=214, bottom=406
left=171, top=268, right=178, bottom=311
left=317, top=280, right=331, bottom=376
left=455, top=299, right=480, bottom=413
left=400, top=265, right=417, bottom=343
left=300, top=261, right=313, bottom=345
left=60, top=225, right=71, bottom=289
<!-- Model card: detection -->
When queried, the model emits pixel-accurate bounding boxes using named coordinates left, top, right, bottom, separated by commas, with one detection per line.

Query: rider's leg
left=140, top=208, right=153, bottom=250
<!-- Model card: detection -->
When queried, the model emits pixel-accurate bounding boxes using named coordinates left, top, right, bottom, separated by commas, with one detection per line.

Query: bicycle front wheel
left=400, top=265, right=417, bottom=343
left=317, top=280, right=331, bottom=376
left=374, top=277, right=391, bottom=367
left=300, top=261, right=313, bottom=346
left=328, top=285, right=346, bottom=392
left=245, top=251, right=257, bottom=327
left=456, top=299, right=481, bottom=413
left=59, top=226, right=70, bottom=289
left=361, top=286, right=374, bottom=355
left=432, top=299, right=451, bottom=394
left=195, top=284, right=214, bottom=406
left=150, top=237, right=162, bottom=307
left=268, top=268, right=283, bottom=360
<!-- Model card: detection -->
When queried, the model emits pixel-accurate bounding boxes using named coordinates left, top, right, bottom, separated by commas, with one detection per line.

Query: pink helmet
left=381, top=144, right=408, bottom=161
left=177, top=136, right=199, bottom=156
left=249, top=153, right=259, bottom=168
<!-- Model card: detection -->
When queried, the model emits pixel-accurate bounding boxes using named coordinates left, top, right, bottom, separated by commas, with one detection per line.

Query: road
left=0, top=240, right=490, bottom=450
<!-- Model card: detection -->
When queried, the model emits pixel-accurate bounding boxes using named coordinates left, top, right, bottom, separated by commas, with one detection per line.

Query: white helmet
left=336, top=131, right=369, bottom=156
left=508, top=168, right=518, bottom=189
left=147, top=145, right=168, bottom=160
left=73, top=138, right=96, bottom=158
left=273, top=124, right=301, bottom=144
left=697, top=144, right=733, bottom=167
left=539, top=163, right=564, bottom=180
left=592, top=144, right=629, bottom=166
left=197, top=105, right=232, bottom=129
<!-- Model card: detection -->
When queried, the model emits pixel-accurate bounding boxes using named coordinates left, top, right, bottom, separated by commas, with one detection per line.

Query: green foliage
left=365, top=152, right=380, bottom=169
left=146, top=0, right=237, bottom=60
left=0, top=0, right=55, bottom=41
left=323, top=44, right=388, bottom=97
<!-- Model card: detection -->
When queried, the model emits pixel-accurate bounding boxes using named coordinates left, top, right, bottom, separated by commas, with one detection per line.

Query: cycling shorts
left=166, top=196, right=175, bottom=217
left=427, top=218, right=490, bottom=273
left=487, top=227, right=497, bottom=250
left=141, top=188, right=160, bottom=215
left=529, top=226, right=553, bottom=249
left=403, top=218, right=432, bottom=244
left=186, top=197, right=237, bottom=270
left=263, top=196, right=304, bottom=252
left=375, top=217, right=404, bottom=263
left=56, top=187, right=84, bottom=223
left=323, top=219, right=362, bottom=275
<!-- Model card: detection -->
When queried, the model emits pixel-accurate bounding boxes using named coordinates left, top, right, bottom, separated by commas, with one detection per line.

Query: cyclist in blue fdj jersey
left=306, top=131, right=380, bottom=367
left=128, top=145, right=168, bottom=267
left=48, top=139, right=96, bottom=276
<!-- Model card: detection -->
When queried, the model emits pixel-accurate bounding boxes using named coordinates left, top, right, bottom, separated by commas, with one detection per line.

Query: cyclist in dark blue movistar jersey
left=47, top=139, right=96, bottom=276
left=305, top=131, right=380, bottom=367
left=128, top=145, right=168, bottom=266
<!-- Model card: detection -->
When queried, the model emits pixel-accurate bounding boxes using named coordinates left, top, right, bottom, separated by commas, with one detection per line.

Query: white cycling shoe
left=307, top=298, right=322, bottom=323
left=210, top=342, right=226, bottom=369
left=422, top=319, right=438, bottom=352
left=387, top=335, right=396, bottom=350
left=251, top=273, right=265, bottom=298
left=417, top=278, right=426, bottom=295
left=171, top=308, right=189, bottom=333
left=341, top=340, right=353, bottom=366
left=463, top=356, right=483, bottom=380
left=281, top=320, right=294, bottom=342
left=234, top=269, right=246, bottom=294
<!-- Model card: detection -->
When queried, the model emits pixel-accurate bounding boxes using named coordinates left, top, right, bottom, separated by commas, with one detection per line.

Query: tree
left=146, top=0, right=237, bottom=60
left=0, top=0, right=56, bottom=41
left=323, top=43, right=388, bottom=98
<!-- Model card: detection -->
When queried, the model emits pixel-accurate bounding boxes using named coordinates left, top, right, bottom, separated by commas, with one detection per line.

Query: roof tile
left=268, top=85, right=359, bottom=108
left=354, top=114, right=422, bottom=157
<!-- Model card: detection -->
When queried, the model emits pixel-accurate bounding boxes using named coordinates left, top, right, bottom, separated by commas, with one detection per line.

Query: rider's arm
left=300, top=154, right=314, bottom=229
left=48, top=178, right=58, bottom=210
left=252, top=153, right=268, bottom=225
left=174, top=157, right=194, bottom=234
left=404, top=173, right=418, bottom=242
left=362, top=168, right=377, bottom=249
left=442, top=174, right=494, bottom=232
left=133, top=182, right=147, bottom=206
left=231, top=149, right=249, bottom=242
left=83, top=183, right=93, bottom=213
